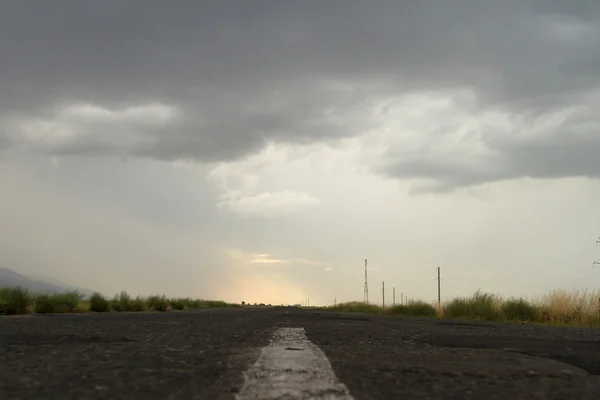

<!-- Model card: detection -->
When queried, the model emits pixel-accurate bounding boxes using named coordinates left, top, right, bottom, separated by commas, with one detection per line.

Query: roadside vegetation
left=328, top=289, right=600, bottom=328
left=328, top=300, right=438, bottom=317
left=4, top=285, right=599, bottom=328
left=0, top=287, right=239, bottom=315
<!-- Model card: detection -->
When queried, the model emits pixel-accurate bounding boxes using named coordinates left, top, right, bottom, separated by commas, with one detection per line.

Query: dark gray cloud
left=381, top=106, right=600, bottom=192
left=1, top=0, right=600, bottom=182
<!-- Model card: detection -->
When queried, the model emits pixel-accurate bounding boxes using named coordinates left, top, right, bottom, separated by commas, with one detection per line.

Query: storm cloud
left=1, top=0, right=600, bottom=188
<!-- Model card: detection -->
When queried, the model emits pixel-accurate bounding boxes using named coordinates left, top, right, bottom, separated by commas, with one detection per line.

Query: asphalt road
left=1, top=307, right=600, bottom=399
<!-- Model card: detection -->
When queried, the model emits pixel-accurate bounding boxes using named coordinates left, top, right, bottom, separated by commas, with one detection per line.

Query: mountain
left=0, top=268, right=94, bottom=297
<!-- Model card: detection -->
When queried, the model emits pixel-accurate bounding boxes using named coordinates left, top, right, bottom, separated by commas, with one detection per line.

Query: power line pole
left=393, top=287, right=396, bottom=306
left=364, top=259, right=369, bottom=304
left=382, top=281, right=385, bottom=308
left=437, top=266, right=441, bottom=309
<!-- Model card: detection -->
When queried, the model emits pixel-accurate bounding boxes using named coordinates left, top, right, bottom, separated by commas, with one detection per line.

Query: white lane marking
left=236, top=327, right=354, bottom=400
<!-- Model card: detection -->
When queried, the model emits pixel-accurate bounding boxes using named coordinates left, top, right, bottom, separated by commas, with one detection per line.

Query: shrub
left=443, top=290, right=501, bottom=321
left=0, top=286, right=33, bottom=315
left=89, top=292, right=110, bottom=312
left=386, top=304, right=408, bottom=315
left=147, top=295, right=168, bottom=311
left=34, top=294, right=56, bottom=314
left=110, top=291, right=132, bottom=312
left=188, top=299, right=202, bottom=309
left=329, top=301, right=383, bottom=314
left=199, top=300, right=229, bottom=308
left=170, top=298, right=186, bottom=310
left=130, top=296, right=147, bottom=312
left=33, top=291, right=82, bottom=314
left=405, top=300, right=438, bottom=317
left=51, top=291, right=82, bottom=313
left=386, top=301, right=438, bottom=317
left=501, top=298, right=539, bottom=322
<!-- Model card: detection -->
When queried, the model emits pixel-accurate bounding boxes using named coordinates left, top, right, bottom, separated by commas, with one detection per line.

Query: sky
left=2, top=1, right=600, bottom=306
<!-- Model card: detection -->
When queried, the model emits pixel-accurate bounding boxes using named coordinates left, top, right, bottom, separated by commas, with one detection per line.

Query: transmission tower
left=364, top=259, right=369, bottom=303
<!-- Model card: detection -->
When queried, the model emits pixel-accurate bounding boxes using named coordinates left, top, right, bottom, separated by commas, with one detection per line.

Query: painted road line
left=236, top=327, right=354, bottom=400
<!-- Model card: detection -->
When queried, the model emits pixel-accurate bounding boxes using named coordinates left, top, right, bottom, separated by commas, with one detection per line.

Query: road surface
left=1, top=307, right=600, bottom=399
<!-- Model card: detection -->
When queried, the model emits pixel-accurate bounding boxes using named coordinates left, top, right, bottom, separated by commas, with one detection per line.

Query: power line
left=464, top=245, right=597, bottom=288
left=531, top=239, right=600, bottom=291
left=594, top=237, right=600, bottom=268
left=538, top=264, right=599, bottom=289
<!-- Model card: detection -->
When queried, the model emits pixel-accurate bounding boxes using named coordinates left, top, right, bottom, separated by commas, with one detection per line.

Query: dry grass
left=535, top=289, right=600, bottom=327
left=328, top=289, right=600, bottom=328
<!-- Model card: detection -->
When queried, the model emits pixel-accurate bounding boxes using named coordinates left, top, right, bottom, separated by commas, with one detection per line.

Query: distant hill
left=0, top=268, right=94, bottom=298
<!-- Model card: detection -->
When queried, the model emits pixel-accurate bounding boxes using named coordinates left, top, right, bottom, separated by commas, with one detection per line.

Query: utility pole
left=393, top=287, right=396, bottom=306
left=382, top=281, right=385, bottom=308
left=437, top=266, right=441, bottom=309
left=364, top=259, right=369, bottom=304
left=334, top=297, right=336, bottom=306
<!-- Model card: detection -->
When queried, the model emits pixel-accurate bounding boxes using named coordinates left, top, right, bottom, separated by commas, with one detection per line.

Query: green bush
left=170, top=298, right=186, bottom=310
left=188, top=299, right=202, bottom=309
left=89, top=292, right=110, bottom=312
left=34, top=291, right=82, bottom=314
left=501, top=298, right=539, bottom=322
left=0, top=287, right=33, bottom=315
left=54, top=291, right=82, bottom=313
left=130, top=296, right=147, bottom=312
left=110, top=291, right=132, bottom=312
left=443, top=290, right=501, bottom=321
left=34, top=294, right=55, bottom=314
left=198, top=300, right=229, bottom=308
left=147, top=295, right=168, bottom=311
left=406, top=301, right=438, bottom=317
left=329, top=301, right=383, bottom=314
